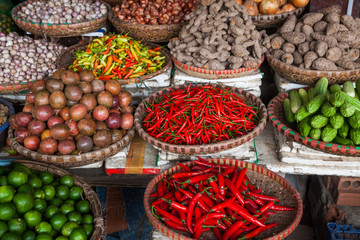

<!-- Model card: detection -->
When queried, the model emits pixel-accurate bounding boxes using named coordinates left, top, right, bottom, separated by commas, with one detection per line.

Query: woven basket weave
left=134, top=84, right=267, bottom=155
left=13, top=159, right=103, bottom=240
left=108, top=8, right=184, bottom=42
left=144, top=158, right=303, bottom=240
left=8, top=127, right=135, bottom=168
left=266, top=54, right=360, bottom=85
left=173, top=55, right=264, bottom=79
left=0, top=81, right=33, bottom=94
left=56, top=41, right=172, bottom=85
left=11, top=0, right=109, bottom=38
left=268, top=90, right=360, bottom=156
left=250, top=7, right=305, bottom=29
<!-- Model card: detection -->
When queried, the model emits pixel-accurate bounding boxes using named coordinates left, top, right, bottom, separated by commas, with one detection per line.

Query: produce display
left=0, top=163, right=94, bottom=239
left=10, top=69, right=134, bottom=155
left=0, top=103, right=9, bottom=126
left=268, top=5, right=360, bottom=71
left=0, top=32, right=66, bottom=84
left=68, top=34, right=166, bottom=80
left=112, top=0, right=197, bottom=25
left=168, top=1, right=270, bottom=70
left=283, top=78, right=360, bottom=145
left=142, top=85, right=260, bottom=145
left=240, top=0, right=309, bottom=15
left=15, top=0, right=107, bottom=24
left=0, top=13, right=16, bottom=33
left=150, top=158, right=296, bottom=239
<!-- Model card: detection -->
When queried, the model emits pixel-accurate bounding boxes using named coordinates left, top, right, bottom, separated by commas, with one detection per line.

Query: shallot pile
left=0, top=32, right=66, bottom=84
left=112, top=0, right=197, bottom=25
left=16, top=0, right=107, bottom=24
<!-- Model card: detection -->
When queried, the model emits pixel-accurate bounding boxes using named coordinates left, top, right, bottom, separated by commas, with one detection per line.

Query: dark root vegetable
left=14, top=128, right=29, bottom=143
left=50, top=124, right=70, bottom=141
left=93, top=129, right=112, bottom=148
left=58, top=139, right=76, bottom=155
left=51, top=68, right=66, bottom=79
left=76, top=135, right=94, bottom=153
left=31, top=79, right=47, bottom=92
left=39, top=137, right=58, bottom=155
left=69, top=104, right=88, bottom=121
left=27, top=119, right=46, bottom=136
left=35, top=104, right=55, bottom=122
left=24, top=135, right=41, bottom=151
left=15, top=112, right=33, bottom=128
left=61, top=70, right=80, bottom=85
left=35, top=90, right=50, bottom=107
left=120, top=113, right=134, bottom=130
left=79, top=69, right=95, bottom=82
left=118, top=91, right=133, bottom=107
left=46, top=78, right=65, bottom=92
left=64, top=85, right=83, bottom=102
left=91, top=79, right=105, bottom=93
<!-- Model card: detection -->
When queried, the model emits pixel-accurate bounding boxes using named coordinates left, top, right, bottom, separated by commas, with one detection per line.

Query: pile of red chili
left=142, top=85, right=259, bottom=145
left=150, top=158, right=296, bottom=240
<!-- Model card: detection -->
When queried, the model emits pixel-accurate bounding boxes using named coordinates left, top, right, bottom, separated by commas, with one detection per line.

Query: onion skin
left=259, top=0, right=279, bottom=15
left=277, top=0, right=287, bottom=7
left=243, top=1, right=259, bottom=15
left=290, top=0, right=309, bottom=8
left=281, top=3, right=296, bottom=12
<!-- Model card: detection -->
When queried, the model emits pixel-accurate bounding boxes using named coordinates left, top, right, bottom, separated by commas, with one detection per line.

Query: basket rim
left=11, top=0, right=108, bottom=27
left=56, top=40, right=172, bottom=84
left=0, top=97, right=15, bottom=132
left=12, top=159, right=103, bottom=240
left=268, top=90, right=360, bottom=155
left=143, top=158, right=303, bottom=240
left=250, top=6, right=305, bottom=21
left=8, top=126, right=136, bottom=167
left=134, top=83, right=267, bottom=154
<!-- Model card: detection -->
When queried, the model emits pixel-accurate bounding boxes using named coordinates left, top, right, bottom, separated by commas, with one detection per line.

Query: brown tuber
left=312, top=58, right=338, bottom=71
left=325, top=47, right=342, bottom=62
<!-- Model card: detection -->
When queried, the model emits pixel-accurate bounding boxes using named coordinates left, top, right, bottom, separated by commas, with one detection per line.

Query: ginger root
left=312, top=58, right=338, bottom=70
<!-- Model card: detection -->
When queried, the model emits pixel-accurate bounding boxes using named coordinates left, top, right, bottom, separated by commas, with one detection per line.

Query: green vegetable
left=329, top=91, right=345, bottom=107
left=333, top=136, right=354, bottom=146
left=306, top=94, right=327, bottom=113
left=340, top=101, right=356, bottom=117
left=283, top=98, right=295, bottom=123
left=339, top=91, right=360, bottom=111
left=289, top=90, right=302, bottom=113
left=343, top=81, right=356, bottom=98
left=310, top=115, right=329, bottom=129
left=348, top=110, right=360, bottom=129
left=309, top=128, right=322, bottom=140
left=321, top=102, right=336, bottom=117
left=338, top=120, right=350, bottom=138
left=307, top=87, right=315, bottom=101
left=329, top=84, right=342, bottom=93
left=329, top=114, right=344, bottom=129
left=350, top=128, right=360, bottom=145
left=298, top=117, right=312, bottom=137
left=314, top=77, right=328, bottom=96
left=321, top=124, right=337, bottom=142
left=298, top=89, right=309, bottom=105
left=355, top=92, right=359, bottom=100
left=356, top=79, right=360, bottom=97
left=295, top=105, right=312, bottom=122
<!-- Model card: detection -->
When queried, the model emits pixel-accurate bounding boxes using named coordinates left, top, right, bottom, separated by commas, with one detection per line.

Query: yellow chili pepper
left=130, top=45, right=139, bottom=62
left=113, top=48, right=125, bottom=53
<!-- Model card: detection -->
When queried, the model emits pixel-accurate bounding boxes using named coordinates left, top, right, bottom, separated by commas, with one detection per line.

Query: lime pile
left=0, top=163, right=94, bottom=240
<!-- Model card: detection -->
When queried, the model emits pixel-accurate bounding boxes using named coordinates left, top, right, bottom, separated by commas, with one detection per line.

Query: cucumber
left=340, top=91, right=360, bottom=111
left=329, top=84, right=342, bottom=93
left=306, top=94, right=327, bottom=113
left=289, top=90, right=302, bottom=113
left=333, top=136, right=354, bottom=146
left=329, top=114, right=344, bottom=129
left=340, top=101, right=356, bottom=117
left=283, top=98, right=295, bottom=123
left=295, top=105, right=312, bottom=122
left=298, top=89, right=309, bottom=105
left=310, top=115, right=328, bottom=129
left=355, top=92, right=359, bottom=100
left=309, top=128, right=322, bottom=140
left=329, top=91, right=345, bottom=107
left=343, top=81, right=356, bottom=98
left=314, top=77, right=329, bottom=96
left=338, top=121, right=350, bottom=138
left=298, top=117, right=312, bottom=138
left=307, top=87, right=315, bottom=101
left=321, top=124, right=337, bottom=142
left=321, top=102, right=336, bottom=117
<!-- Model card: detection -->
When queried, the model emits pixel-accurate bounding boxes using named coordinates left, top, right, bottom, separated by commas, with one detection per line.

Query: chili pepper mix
left=68, top=34, right=166, bottom=80
left=142, top=84, right=260, bottom=145
left=150, top=157, right=296, bottom=240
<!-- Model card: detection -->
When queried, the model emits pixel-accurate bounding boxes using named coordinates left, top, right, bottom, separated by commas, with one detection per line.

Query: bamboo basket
left=144, top=158, right=303, bottom=240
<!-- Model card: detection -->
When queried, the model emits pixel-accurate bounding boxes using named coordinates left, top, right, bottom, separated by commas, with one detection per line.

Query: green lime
left=34, top=189, right=45, bottom=199
left=50, top=198, right=64, bottom=207
left=22, top=230, right=36, bottom=240
left=1, top=232, right=22, bottom=240
left=69, top=228, right=86, bottom=240
left=56, top=185, right=70, bottom=200
left=24, top=210, right=42, bottom=228
left=0, top=202, right=16, bottom=221
left=61, top=222, right=79, bottom=237
left=43, top=185, right=56, bottom=201
left=82, top=224, right=94, bottom=237
left=44, top=205, right=60, bottom=220
left=67, top=212, right=82, bottom=224
left=36, top=233, right=53, bottom=240
left=7, top=170, right=28, bottom=188
left=50, top=229, right=58, bottom=238
left=0, top=176, right=8, bottom=186
left=0, top=221, right=8, bottom=238
left=38, top=172, right=54, bottom=185
left=69, top=186, right=83, bottom=201
left=7, top=217, right=26, bottom=234
left=0, top=185, right=15, bottom=203
left=59, top=175, right=74, bottom=188
left=64, top=200, right=75, bottom=206
left=34, top=199, right=47, bottom=213
left=50, top=212, right=67, bottom=231
left=17, top=184, right=34, bottom=194
left=55, top=236, right=69, bottom=240
left=13, top=192, right=34, bottom=213
left=28, top=175, right=43, bottom=189
left=75, top=200, right=90, bottom=214
left=60, top=204, right=75, bottom=215
left=35, top=222, right=52, bottom=234
left=11, top=164, right=31, bottom=175
left=81, top=214, right=93, bottom=225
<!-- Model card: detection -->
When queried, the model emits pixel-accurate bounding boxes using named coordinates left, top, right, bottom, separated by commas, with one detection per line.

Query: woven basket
left=144, top=158, right=303, bottom=240
left=0, top=98, right=15, bottom=149
left=13, top=159, right=103, bottom=240
left=268, top=90, right=360, bottom=156
left=11, top=0, right=109, bottom=38
left=173, top=55, right=264, bottom=79
left=0, top=81, right=33, bottom=94
left=56, top=41, right=172, bottom=85
left=134, top=84, right=267, bottom=155
left=250, top=7, right=306, bottom=29
left=266, top=54, right=360, bottom=85
left=8, top=126, right=135, bottom=168
left=108, top=8, right=184, bottom=42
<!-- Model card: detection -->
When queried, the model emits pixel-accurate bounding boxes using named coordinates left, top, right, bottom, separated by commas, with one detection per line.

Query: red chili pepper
left=235, top=168, right=247, bottom=189
left=270, top=204, right=296, bottom=211
left=211, top=197, right=235, bottom=212
left=99, top=74, right=115, bottom=80
left=259, top=201, right=275, bottom=213
left=213, top=228, right=222, bottom=239
left=218, top=174, right=225, bottom=197
left=227, top=203, right=266, bottom=228
left=103, top=41, right=112, bottom=55
left=160, top=198, right=188, bottom=213
left=208, top=177, right=220, bottom=194
left=172, top=168, right=213, bottom=179
left=238, top=223, right=278, bottom=239
left=247, top=192, right=279, bottom=202
left=186, top=191, right=204, bottom=234
left=123, top=69, right=134, bottom=79
left=152, top=46, right=161, bottom=51
left=182, top=173, right=214, bottom=185
left=224, top=178, right=245, bottom=205
left=177, top=162, right=191, bottom=172
left=222, top=220, right=245, bottom=240
left=163, top=219, right=187, bottom=232
left=126, top=49, right=134, bottom=62
left=153, top=205, right=182, bottom=225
